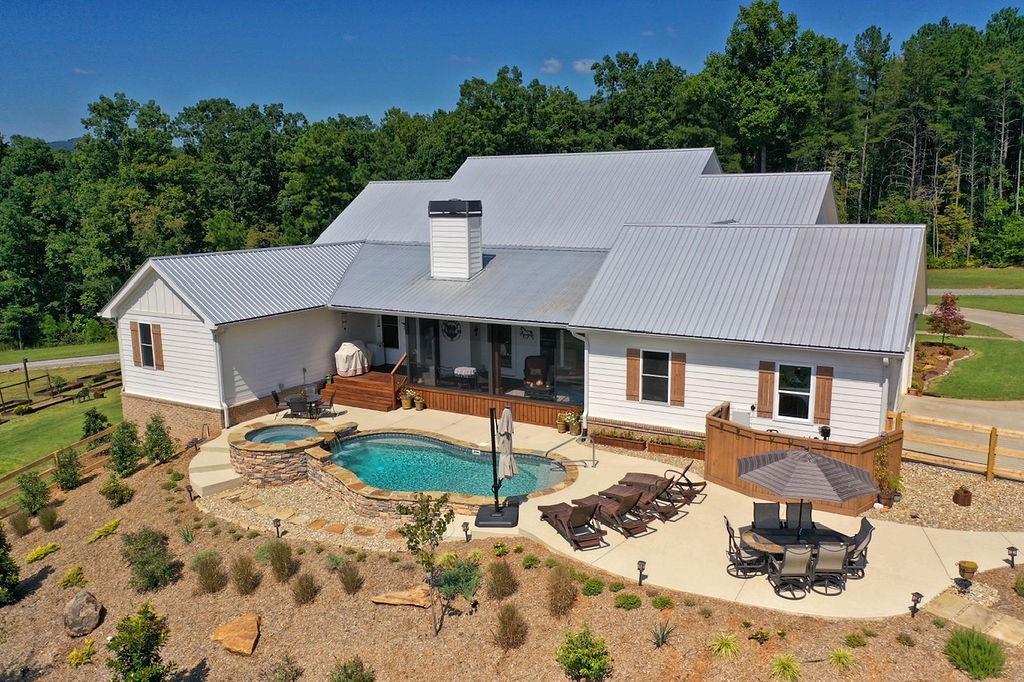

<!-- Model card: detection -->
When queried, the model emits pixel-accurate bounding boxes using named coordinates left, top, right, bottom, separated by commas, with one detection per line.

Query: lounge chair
left=619, top=463, right=704, bottom=504
left=785, top=502, right=814, bottom=530
left=753, top=502, right=782, bottom=530
left=537, top=501, right=607, bottom=551
left=623, top=477, right=683, bottom=521
left=572, top=490, right=649, bottom=537
left=724, top=516, right=767, bottom=578
left=843, top=517, right=875, bottom=579
left=811, top=542, right=849, bottom=595
left=767, top=545, right=814, bottom=599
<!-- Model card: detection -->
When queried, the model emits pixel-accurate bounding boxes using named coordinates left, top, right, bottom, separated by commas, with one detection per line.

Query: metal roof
left=315, top=149, right=835, bottom=248
left=570, top=224, right=926, bottom=353
left=148, top=242, right=362, bottom=324
left=329, top=241, right=607, bottom=325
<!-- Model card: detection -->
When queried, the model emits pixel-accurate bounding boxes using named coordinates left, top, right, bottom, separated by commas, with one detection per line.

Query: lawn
left=915, top=316, right=1008, bottom=338
left=918, top=335, right=1024, bottom=400
left=0, top=340, right=118, bottom=366
left=928, top=267, right=1024, bottom=289
left=927, top=295, right=1024, bottom=316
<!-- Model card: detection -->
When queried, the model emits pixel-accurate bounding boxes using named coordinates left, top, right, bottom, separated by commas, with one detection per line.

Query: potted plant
left=555, top=412, right=570, bottom=434
left=400, top=387, right=417, bottom=410
left=958, top=560, right=978, bottom=581
left=873, top=444, right=901, bottom=507
left=952, top=485, right=972, bottom=507
left=647, top=435, right=706, bottom=460
left=565, top=412, right=582, bottom=436
left=414, top=394, right=426, bottom=411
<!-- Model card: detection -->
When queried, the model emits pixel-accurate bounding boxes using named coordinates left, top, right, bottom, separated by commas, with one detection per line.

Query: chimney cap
left=428, top=199, right=482, bottom=217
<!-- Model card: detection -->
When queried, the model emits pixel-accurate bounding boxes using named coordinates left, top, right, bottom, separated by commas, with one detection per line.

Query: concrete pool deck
left=200, top=404, right=1024, bottom=619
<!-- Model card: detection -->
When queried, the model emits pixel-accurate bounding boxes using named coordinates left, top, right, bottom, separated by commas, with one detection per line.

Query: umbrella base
left=474, top=504, right=519, bottom=528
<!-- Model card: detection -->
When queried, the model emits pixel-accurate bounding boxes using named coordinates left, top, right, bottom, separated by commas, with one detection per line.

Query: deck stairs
left=321, top=372, right=397, bottom=412
left=187, top=433, right=242, bottom=497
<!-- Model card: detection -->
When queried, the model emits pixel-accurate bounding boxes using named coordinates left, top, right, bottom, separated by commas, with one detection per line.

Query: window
left=640, top=350, right=669, bottom=403
left=380, top=315, right=400, bottom=349
left=138, top=322, right=155, bottom=368
left=777, top=364, right=812, bottom=419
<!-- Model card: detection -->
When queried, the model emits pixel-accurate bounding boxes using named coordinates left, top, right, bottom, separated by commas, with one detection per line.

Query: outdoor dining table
left=740, top=527, right=848, bottom=555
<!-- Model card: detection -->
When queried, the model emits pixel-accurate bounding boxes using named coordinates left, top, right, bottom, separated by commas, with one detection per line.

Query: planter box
left=647, top=442, right=705, bottom=461
left=593, top=434, right=646, bottom=451
left=953, top=489, right=972, bottom=507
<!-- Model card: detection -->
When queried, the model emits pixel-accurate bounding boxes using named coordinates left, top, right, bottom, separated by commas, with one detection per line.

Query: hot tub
left=226, top=419, right=336, bottom=486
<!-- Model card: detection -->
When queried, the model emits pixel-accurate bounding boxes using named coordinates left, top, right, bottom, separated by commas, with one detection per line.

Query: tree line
left=2, top=0, right=1023, bottom=348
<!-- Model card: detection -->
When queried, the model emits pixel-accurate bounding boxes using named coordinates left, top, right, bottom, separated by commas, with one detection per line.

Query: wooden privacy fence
left=704, top=403, right=902, bottom=516
left=887, top=411, right=1024, bottom=482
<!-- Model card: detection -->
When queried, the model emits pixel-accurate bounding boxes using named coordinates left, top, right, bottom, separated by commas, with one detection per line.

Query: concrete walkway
left=0, top=353, right=119, bottom=373
left=214, top=405, right=1024, bottom=619
left=929, top=288, right=1024, bottom=297
left=960, top=307, right=1024, bottom=341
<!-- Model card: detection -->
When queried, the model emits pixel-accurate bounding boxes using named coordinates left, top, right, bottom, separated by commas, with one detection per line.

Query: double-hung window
left=777, top=364, right=812, bottom=420
left=640, top=350, right=670, bottom=403
left=138, top=322, right=156, bottom=368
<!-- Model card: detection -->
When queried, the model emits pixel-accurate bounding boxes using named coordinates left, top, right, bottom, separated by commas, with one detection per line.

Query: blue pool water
left=331, top=433, right=565, bottom=497
left=245, top=424, right=318, bottom=445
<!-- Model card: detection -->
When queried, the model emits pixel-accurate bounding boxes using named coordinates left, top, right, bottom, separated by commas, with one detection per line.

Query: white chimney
left=428, top=199, right=483, bottom=280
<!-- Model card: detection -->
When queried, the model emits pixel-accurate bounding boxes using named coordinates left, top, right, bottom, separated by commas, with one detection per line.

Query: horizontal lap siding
left=586, top=332, right=885, bottom=443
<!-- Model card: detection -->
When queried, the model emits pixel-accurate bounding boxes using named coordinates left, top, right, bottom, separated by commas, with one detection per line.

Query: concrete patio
left=200, top=404, right=1024, bottom=619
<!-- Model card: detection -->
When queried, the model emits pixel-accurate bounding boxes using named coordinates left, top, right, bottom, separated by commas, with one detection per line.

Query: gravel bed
left=976, top=567, right=1024, bottom=622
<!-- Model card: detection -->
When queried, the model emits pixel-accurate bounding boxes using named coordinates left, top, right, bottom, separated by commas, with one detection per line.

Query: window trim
left=639, top=348, right=671, bottom=404
left=138, top=321, right=156, bottom=369
left=774, top=363, right=814, bottom=423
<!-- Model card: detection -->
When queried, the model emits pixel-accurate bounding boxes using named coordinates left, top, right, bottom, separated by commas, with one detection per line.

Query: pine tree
left=0, top=525, right=19, bottom=606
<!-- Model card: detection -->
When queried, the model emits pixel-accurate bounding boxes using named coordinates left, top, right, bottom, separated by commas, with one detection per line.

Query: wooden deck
left=321, top=371, right=400, bottom=411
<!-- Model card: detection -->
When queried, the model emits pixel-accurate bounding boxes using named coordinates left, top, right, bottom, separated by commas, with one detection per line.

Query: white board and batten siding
left=586, top=331, right=893, bottom=443
left=429, top=214, right=482, bottom=280
left=114, top=273, right=221, bottom=409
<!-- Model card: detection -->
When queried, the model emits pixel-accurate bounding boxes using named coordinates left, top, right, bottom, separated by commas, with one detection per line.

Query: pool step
left=188, top=446, right=232, bottom=473
left=188, top=441, right=241, bottom=497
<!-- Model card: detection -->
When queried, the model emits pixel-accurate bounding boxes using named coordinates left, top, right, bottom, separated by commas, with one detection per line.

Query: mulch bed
left=1, top=458, right=1021, bottom=680
left=913, top=342, right=972, bottom=393
left=975, top=566, right=1024, bottom=624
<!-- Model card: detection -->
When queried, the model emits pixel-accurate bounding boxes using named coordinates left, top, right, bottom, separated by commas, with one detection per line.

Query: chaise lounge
left=538, top=501, right=607, bottom=551
left=571, top=489, right=650, bottom=537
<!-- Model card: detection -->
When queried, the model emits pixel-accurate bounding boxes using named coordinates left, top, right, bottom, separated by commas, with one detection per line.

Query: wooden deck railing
left=389, top=352, right=409, bottom=408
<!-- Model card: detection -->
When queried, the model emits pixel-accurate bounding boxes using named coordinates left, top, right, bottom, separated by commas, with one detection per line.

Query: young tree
left=0, top=525, right=19, bottom=606
left=395, top=493, right=455, bottom=636
left=108, top=421, right=141, bottom=477
left=106, top=602, right=176, bottom=681
left=927, top=291, right=968, bottom=344
left=53, top=448, right=83, bottom=491
left=82, top=407, right=111, bottom=439
left=142, top=415, right=176, bottom=464
left=16, top=471, right=50, bottom=515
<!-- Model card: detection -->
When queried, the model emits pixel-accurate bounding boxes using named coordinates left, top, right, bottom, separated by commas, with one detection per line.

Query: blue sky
left=0, top=1, right=1012, bottom=141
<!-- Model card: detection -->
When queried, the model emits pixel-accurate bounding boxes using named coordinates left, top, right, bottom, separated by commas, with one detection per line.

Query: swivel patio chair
left=811, top=542, right=849, bottom=595
left=270, top=390, right=288, bottom=417
left=572, top=490, right=650, bottom=538
left=537, top=501, right=607, bottom=551
left=724, top=516, right=767, bottom=578
left=785, top=502, right=815, bottom=531
left=766, top=544, right=814, bottom=600
left=753, top=502, right=782, bottom=530
left=843, top=517, right=875, bottom=579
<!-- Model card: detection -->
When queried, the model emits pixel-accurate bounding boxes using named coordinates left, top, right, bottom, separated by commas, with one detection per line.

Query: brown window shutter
left=814, top=366, right=833, bottom=425
left=756, top=361, right=775, bottom=417
left=151, top=324, right=165, bottom=370
left=670, top=352, right=685, bottom=406
left=129, top=321, right=142, bottom=367
left=625, top=348, right=640, bottom=401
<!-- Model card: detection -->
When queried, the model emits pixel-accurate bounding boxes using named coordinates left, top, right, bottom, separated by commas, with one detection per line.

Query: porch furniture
left=615, top=479, right=683, bottom=521
left=740, top=527, right=848, bottom=556
left=811, top=542, right=850, bottom=595
left=843, top=517, right=876, bottom=579
left=335, top=341, right=370, bottom=377
left=766, top=544, right=814, bottom=600
left=619, top=462, right=705, bottom=503
left=538, top=501, right=607, bottom=551
left=454, top=366, right=477, bottom=390
left=271, top=390, right=288, bottom=414
left=753, top=502, right=782, bottom=529
left=523, top=355, right=553, bottom=399
left=572, top=490, right=649, bottom=537
left=286, top=395, right=310, bottom=419
left=786, top=501, right=815, bottom=530
left=725, top=516, right=767, bottom=578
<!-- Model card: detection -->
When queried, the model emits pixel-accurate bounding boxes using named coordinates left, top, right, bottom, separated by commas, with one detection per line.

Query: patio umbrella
left=496, top=406, right=518, bottom=480
left=737, top=448, right=879, bottom=532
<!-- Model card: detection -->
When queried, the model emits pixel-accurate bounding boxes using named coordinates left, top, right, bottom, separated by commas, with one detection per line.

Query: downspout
left=212, top=328, right=230, bottom=429
left=568, top=328, right=589, bottom=431
left=879, top=356, right=890, bottom=434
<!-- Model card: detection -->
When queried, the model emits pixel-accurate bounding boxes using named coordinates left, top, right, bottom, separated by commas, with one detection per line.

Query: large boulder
left=212, top=613, right=260, bottom=656
left=370, top=584, right=432, bottom=608
left=63, top=590, right=102, bottom=637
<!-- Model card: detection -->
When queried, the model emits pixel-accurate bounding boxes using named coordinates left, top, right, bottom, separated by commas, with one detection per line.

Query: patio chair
left=843, top=517, right=875, bottom=579
left=669, top=461, right=708, bottom=495
left=270, top=390, right=288, bottom=417
left=286, top=395, right=310, bottom=419
left=522, top=355, right=554, bottom=399
left=811, top=542, right=849, bottom=595
left=766, top=544, right=814, bottom=600
left=622, top=477, right=683, bottom=521
left=753, top=502, right=782, bottom=530
left=724, top=516, right=767, bottom=578
left=538, top=501, right=607, bottom=551
left=785, top=502, right=815, bottom=530
left=572, top=490, right=650, bottom=537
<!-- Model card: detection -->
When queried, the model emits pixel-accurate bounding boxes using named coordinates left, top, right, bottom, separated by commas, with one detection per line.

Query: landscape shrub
left=50, top=375, right=67, bottom=393
left=82, top=407, right=110, bottom=439
left=230, top=556, right=261, bottom=595
left=486, top=560, right=519, bottom=600
left=99, top=474, right=134, bottom=507
left=614, top=592, right=642, bottom=610
left=843, top=633, right=867, bottom=648
left=59, top=565, right=87, bottom=589
left=25, top=542, right=59, bottom=563
left=770, top=653, right=801, bottom=681
left=581, top=578, right=605, bottom=596
left=190, top=550, right=228, bottom=593
left=521, top=554, right=540, bottom=569
left=121, top=527, right=181, bottom=592
left=492, top=541, right=510, bottom=557
left=556, top=625, right=612, bottom=682
left=896, top=632, right=916, bottom=647
left=0, top=526, right=18, bottom=606
left=1014, top=572, right=1024, bottom=598
left=67, top=638, right=96, bottom=668
left=9, top=512, right=31, bottom=537
left=944, top=629, right=1005, bottom=679
left=699, top=606, right=713, bottom=619
left=327, top=656, right=375, bottom=682
left=651, top=621, right=676, bottom=648
left=544, top=557, right=559, bottom=569
left=179, top=526, right=194, bottom=544
left=828, top=648, right=856, bottom=672
left=262, top=655, right=302, bottom=682
left=291, top=571, right=320, bottom=604
left=142, top=414, right=177, bottom=464
left=105, top=602, right=175, bottom=681
left=12, top=404, right=32, bottom=416
left=37, top=506, right=58, bottom=531
left=337, top=560, right=364, bottom=595
left=75, top=387, right=91, bottom=401
left=493, top=603, right=528, bottom=650
left=107, top=421, right=141, bottom=477
left=87, top=519, right=120, bottom=543
left=53, top=448, right=83, bottom=491
left=709, top=633, right=740, bottom=658
left=608, top=581, right=624, bottom=592
left=651, top=595, right=674, bottom=610
left=264, top=540, right=296, bottom=582
left=547, top=564, right=578, bottom=616
left=16, top=472, right=50, bottom=515
left=437, top=558, right=481, bottom=601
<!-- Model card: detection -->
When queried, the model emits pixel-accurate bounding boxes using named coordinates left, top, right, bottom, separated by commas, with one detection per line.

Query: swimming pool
left=245, top=424, right=319, bottom=445
left=331, top=432, right=565, bottom=498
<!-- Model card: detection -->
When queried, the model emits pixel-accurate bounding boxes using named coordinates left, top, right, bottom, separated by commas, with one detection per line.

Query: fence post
left=986, top=428, right=998, bottom=481
left=22, top=358, right=31, bottom=402
left=895, top=411, right=904, bottom=431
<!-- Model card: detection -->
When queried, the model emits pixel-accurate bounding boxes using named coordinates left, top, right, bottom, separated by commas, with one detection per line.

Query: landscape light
left=637, top=560, right=647, bottom=586
left=462, top=521, right=471, bottom=542
left=910, top=591, right=923, bottom=617
left=184, top=484, right=194, bottom=502
left=1009, top=546, right=1019, bottom=569
left=273, top=518, right=282, bottom=538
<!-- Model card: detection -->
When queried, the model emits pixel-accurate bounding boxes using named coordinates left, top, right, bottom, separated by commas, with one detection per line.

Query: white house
left=100, top=148, right=925, bottom=446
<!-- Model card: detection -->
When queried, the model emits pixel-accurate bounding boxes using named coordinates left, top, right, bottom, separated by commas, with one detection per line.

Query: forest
left=1, top=1, right=1023, bottom=348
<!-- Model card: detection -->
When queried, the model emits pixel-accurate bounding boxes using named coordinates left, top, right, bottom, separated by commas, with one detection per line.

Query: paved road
left=929, top=288, right=1024, bottom=296
left=960, top=307, right=1024, bottom=341
left=0, top=353, right=120, bottom=373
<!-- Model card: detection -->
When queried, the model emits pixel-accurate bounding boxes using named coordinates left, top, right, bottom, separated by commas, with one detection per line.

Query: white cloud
left=572, top=59, right=596, bottom=74
left=449, top=54, right=474, bottom=64
left=72, top=67, right=96, bottom=75
left=540, top=58, right=562, bottom=74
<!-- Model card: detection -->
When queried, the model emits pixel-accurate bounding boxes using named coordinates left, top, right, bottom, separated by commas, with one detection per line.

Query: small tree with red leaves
left=927, top=292, right=967, bottom=345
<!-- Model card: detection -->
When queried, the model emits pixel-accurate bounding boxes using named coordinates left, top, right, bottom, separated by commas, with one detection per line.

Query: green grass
left=928, top=267, right=1024, bottom=289
left=918, top=336, right=1024, bottom=400
left=916, top=316, right=1009, bottom=338
left=0, top=340, right=118, bottom=366
left=928, top=295, right=1024, bottom=316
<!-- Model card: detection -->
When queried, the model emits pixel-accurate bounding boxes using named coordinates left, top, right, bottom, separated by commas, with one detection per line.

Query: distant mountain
left=47, top=137, right=81, bottom=151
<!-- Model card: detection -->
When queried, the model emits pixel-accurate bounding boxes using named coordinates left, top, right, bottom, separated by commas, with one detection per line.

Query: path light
left=184, top=485, right=194, bottom=502
left=910, top=591, right=923, bottom=618
left=273, top=518, right=281, bottom=538
left=461, top=521, right=471, bottom=542
left=637, top=560, right=646, bottom=586
left=1009, top=546, right=1019, bottom=569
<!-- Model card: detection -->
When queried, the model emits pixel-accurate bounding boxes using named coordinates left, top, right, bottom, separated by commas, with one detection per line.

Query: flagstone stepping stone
left=290, top=514, right=311, bottom=526
left=212, top=613, right=260, bottom=656
left=253, top=505, right=276, bottom=516
left=371, top=584, right=432, bottom=608
left=325, top=522, right=347, bottom=534
left=240, top=499, right=262, bottom=510
left=276, top=508, right=295, bottom=521
left=353, top=526, right=378, bottom=537
left=306, top=518, right=328, bottom=530
left=384, top=529, right=403, bottom=540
